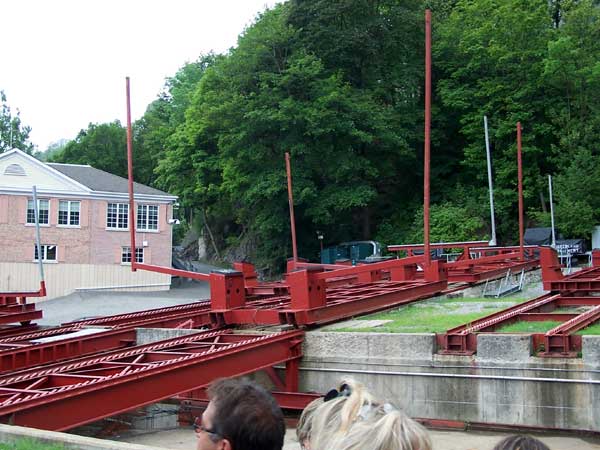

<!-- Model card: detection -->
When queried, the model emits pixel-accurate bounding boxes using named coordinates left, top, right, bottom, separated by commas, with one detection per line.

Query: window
left=107, top=203, right=128, bottom=229
left=121, top=246, right=143, bottom=264
left=58, top=200, right=80, bottom=226
left=4, top=164, right=26, bottom=176
left=26, top=199, right=49, bottom=224
left=34, top=244, right=57, bottom=261
left=137, top=204, right=158, bottom=231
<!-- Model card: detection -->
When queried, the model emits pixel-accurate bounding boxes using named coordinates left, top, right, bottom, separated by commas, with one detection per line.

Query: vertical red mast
left=126, top=77, right=137, bottom=271
left=285, top=152, right=298, bottom=266
left=517, top=122, right=524, bottom=260
left=424, top=9, right=432, bottom=268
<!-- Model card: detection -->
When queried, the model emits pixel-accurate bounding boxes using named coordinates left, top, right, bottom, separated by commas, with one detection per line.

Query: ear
left=220, top=439, right=233, bottom=450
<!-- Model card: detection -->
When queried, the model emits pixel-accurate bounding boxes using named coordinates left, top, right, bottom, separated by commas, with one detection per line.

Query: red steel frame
left=0, top=281, right=45, bottom=326
left=439, top=247, right=600, bottom=356
left=0, top=328, right=136, bottom=373
left=0, top=329, right=303, bottom=431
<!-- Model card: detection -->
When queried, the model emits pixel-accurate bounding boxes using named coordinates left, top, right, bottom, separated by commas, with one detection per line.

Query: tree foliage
left=0, top=91, right=34, bottom=154
left=49, top=122, right=128, bottom=178
left=53, top=0, right=600, bottom=271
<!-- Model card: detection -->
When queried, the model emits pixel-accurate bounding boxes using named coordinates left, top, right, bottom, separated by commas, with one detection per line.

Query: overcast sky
left=2, top=0, right=280, bottom=151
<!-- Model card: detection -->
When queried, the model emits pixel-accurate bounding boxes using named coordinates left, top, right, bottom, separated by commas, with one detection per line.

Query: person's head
left=195, top=377, right=285, bottom=450
left=307, top=378, right=431, bottom=450
left=493, top=435, right=550, bottom=450
left=326, top=407, right=432, bottom=450
left=296, top=397, right=323, bottom=450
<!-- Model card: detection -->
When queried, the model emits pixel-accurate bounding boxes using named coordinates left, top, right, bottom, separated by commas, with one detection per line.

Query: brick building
left=0, top=148, right=177, bottom=300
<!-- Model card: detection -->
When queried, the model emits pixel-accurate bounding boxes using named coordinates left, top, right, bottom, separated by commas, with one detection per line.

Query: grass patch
left=431, top=296, right=523, bottom=304
left=496, top=321, right=562, bottom=333
left=0, top=439, right=66, bottom=450
left=575, top=323, right=600, bottom=335
left=330, top=296, right=535, bottom=333
left=333, top=304, right=506, bottom=333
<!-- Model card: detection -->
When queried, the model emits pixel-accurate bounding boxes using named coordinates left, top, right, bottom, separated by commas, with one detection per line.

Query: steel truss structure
left=0, top=329, right=303, bottom=431
left=439, top=247, right=600, bottom=356
left=0, top=295, right=43, bottom=327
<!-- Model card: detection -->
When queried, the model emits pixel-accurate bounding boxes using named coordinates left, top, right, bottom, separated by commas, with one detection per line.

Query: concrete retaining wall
left=299, top=331, right=600, bottom=431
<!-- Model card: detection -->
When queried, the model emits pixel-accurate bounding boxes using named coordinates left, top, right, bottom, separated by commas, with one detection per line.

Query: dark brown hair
left=493, top=435, right=551, bottom=450
left=207, top=377, right=285, bottom=450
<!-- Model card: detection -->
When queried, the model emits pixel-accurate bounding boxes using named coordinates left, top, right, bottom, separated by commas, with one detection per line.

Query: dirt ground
left=115, top=427, right=600, bottom=450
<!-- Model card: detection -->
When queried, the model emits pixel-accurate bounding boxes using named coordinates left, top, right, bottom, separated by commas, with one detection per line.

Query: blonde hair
left=296, top=397, right=323, bottom=448
left=307, top=379, right=431, bottom=450
left=328, top=408, right=432, bottom=450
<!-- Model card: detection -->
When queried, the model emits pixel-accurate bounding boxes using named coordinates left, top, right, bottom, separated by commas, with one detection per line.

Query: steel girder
left=211, top=280, right=447, bottom=327
left=0, top=328, right=136, bottom=373
left=0, top=329, right=303, bottom=431
left=64, top=301, right=212, bottom=328
left=0, top=304, right=42, bottom=326
left=439, top=294, right=600, bottom=355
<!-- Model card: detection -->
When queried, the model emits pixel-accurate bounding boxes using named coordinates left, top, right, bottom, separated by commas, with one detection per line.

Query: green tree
left=435, top=0, right=556, bottom=243
left=50, top=122, right=128, bottom=178
left=134, top=55, right=219, bottom=187
left=157, top=4, right=420, bottom=270
left=0, top=91, right=34, bottom=154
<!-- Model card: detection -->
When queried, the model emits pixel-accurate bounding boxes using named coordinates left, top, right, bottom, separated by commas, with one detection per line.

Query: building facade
left=0, top=149, right=177, bottom=300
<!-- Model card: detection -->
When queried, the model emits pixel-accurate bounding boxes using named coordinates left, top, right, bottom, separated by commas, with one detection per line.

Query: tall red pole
left=517, top=122, right=524, bottom=260
left=423, top=9, right=432, bottom=268
left=126, top=77, right=137, bottom=271
left=285, top=152, right=298, bottom=266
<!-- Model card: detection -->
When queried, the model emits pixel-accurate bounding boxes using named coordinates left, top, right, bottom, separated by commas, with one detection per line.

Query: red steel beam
left=179, top=389, right=320, bottom=411
left=0, top=305, right=42, bottom=326
left=517, top=122, right=524, bottom=260
left=0, top=330, right=303, bottom=431
left=423, top=9, right=432, bottom=269
left=65, top=301, right=211, bottom=327
left=285, top=152, right=299, bottom=267
left=542, top=304, right=600, bottom=355
left=216, top=280, right=446, bottom=326
left=0, top=328, right=136, bottom=373
left=388, top=241, right=489, bottom=254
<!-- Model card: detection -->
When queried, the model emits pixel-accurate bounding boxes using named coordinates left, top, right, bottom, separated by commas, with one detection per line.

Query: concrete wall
left=0, top=262, right=171, bottom=300
left=299, top=331, right=600, bottom=431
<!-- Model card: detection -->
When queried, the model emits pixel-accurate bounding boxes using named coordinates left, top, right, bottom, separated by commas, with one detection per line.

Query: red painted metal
left=132, top=263, right=209, bottom=282
left=517, top=122, right=524, bottom=260
left=545, top=266, right=600, bottom=292
left=541, top=304, right=600, bottom=355
left=388, top=241, right=489, bottom=255
left=440, top=291, right=600, bottom=355
left=424, top=9, right=432, bottom=269
left=539, top=246, right=564, bottom=290
left=216, top=279, right=447, bottom=327
left=179, top=389, right=320, bottom=411
left=65, top=301, right=211, bottom=327
left=0, top=329, right=304, bottom=431
left=0, top=328, right=136, bottom=373
left=0, top=304, right=42, bottom=326
left=285, top=152, right=299, bottom=268
left=125, top=77, right=137, bottom=273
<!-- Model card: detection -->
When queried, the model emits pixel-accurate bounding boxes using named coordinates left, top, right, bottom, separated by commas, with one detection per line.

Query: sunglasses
left=193, top=416, right=221, bottom=438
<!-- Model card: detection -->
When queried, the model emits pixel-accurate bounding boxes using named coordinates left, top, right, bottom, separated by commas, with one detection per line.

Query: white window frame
left=58, top=200, right=81, bottom=227
left=137, top=204, right=159, bottom=232
left=107, top=203, right=129, bottom=230
left=26, top=199, right=50, bottom=225
left=121, top=246, right=144, bottom=264
left=33, top=244, right=57, bottom=262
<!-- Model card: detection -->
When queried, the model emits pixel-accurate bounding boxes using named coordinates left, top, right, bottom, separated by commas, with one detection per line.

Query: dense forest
left=4, top=0, right=600, bottom=273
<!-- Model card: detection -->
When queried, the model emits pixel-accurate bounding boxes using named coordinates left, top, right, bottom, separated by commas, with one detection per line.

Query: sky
left=1, top=0, right=280, bottom=151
